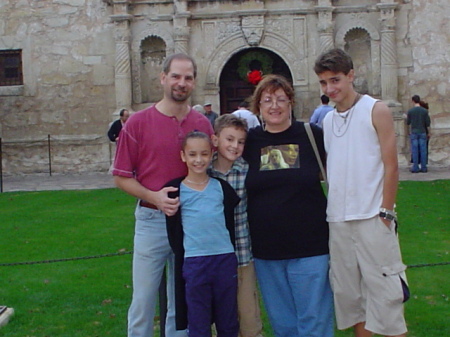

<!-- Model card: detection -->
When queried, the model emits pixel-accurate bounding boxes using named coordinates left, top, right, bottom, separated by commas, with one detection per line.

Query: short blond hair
left=214, top=114, right=248, bottom=135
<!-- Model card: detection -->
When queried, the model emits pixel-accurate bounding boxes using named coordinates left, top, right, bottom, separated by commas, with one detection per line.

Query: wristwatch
left=379, top=207, right=396, bottom=221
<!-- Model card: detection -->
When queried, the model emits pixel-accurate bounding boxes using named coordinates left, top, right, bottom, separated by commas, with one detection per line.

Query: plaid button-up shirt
left=208, top=154, right=252, bottom=266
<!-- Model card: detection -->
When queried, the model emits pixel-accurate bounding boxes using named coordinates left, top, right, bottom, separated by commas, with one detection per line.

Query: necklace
left=336, top=93, right=362, bottom=113
left=185, top=177, right=209, bottom=185
left=332, top=93, right=362, bottom=137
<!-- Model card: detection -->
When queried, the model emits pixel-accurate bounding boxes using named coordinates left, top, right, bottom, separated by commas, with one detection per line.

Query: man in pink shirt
left=112, top=53, right=213, bottom=337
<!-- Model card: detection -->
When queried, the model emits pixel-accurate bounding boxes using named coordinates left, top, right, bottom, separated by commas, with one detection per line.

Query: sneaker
left=410, top=169, right=419, bottom=173
left=420, top=168, right=428, bottom=173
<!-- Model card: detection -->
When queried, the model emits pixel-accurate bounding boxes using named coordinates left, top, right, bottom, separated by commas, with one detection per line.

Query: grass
left=0, top=180, right=449, bottom=336
left=1, top=189, right=134, bottom=336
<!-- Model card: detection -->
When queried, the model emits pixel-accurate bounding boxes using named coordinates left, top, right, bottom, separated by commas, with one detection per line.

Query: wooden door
left=220, top=79, right=255, bottom=115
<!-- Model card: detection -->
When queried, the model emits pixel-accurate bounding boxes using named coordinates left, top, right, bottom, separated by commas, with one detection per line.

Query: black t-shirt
left=407, top=106, right=430, bottom=134
left=243, top=122, right=329, bottom=260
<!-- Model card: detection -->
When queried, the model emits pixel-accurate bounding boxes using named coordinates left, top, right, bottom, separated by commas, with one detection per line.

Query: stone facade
left=0, top=0, right=448, bottom=175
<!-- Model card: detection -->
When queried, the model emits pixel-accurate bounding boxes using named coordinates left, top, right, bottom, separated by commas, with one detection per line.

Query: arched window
left=140, top=36, right=166, bottom=103
left=344, top=28, right=371, bottom=95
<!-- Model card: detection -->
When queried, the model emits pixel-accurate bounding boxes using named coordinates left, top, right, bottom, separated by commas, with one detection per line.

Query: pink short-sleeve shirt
left=112, top=105, right=214, bottom=191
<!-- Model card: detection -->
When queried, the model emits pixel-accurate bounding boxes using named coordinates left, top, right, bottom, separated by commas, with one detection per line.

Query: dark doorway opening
left=219, top=48, right=292, bottom=115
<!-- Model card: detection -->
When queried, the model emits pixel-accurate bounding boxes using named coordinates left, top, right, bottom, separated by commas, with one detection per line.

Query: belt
left=139, top=200, right=158, bottom=210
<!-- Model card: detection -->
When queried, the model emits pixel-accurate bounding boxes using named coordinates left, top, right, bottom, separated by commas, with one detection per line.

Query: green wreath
left=237, top=51, right=273, bottom=82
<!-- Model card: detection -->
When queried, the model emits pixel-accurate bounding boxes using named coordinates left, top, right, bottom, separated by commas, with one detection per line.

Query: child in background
left=165, top=131, right=240, bottom=337
left=209, top=114, right=264, bottom=337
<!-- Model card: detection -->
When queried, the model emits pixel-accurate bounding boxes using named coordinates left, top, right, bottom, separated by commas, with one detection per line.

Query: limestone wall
left=0, top=0, right=448, bottom=175
left=396, top=0, right=450, bottom=166
left=0, top=0, right=116, bottom=174
left=1, top=137, right=111, bottom=175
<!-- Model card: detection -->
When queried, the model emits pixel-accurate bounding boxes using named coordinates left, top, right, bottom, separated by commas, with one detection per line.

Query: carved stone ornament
left=241, top=16, right=264, bottom=47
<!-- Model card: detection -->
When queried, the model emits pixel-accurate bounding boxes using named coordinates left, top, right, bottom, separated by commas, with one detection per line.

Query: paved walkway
left=1, top=166, right=448, bottom=193
left=1, top=172, right=115, bottom=193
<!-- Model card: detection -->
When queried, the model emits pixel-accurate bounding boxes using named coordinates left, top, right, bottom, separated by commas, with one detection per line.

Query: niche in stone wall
left=140, top=36, right=166, bottom=103
left=344, top=28, right=371, bottom=95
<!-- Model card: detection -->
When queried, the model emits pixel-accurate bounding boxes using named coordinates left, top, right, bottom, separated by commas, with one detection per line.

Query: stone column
left=315, top=1, right=334, bottom=55
left=111, top=2, right=132, bottom=113
left=204, top=84, right=220, bottom=113
left=378, top=2, right=400, bottom=105
left=378, top=2, right=404, bottom=158
left=174, top=25, right=190, bottom=54
left=173, top=0, right=190, bottom=54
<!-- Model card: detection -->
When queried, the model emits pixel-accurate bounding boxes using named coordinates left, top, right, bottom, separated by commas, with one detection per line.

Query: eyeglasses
left=260, top=98, right=291, bottom=107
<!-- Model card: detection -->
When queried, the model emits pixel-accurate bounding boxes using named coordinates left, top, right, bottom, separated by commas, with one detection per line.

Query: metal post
left=159, top=268, right=167, bottom=337
left=109, top=142, right=112, bottom=166
left=47, top=134, right=52, bottom=176
left=0, top=137, right=3, bottom=193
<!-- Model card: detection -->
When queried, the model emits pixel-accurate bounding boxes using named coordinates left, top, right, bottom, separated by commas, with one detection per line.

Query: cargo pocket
left=400, top=276, right=410, bottom=303
left=381, top=262, right=409, bottom=304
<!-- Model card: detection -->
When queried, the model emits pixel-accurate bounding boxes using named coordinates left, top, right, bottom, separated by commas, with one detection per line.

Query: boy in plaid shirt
left=208, top=114, right=264, bottom=337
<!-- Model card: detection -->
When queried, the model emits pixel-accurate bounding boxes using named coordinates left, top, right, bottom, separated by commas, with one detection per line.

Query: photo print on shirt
left=260, top=144, right=300, bottom=170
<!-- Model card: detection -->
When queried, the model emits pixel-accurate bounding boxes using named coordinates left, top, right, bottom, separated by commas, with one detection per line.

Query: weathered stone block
left=93, top=64, right=114, bottom=85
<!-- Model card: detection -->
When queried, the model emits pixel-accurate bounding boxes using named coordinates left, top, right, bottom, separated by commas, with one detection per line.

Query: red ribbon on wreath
left=247, top=70, right=263, bottom=85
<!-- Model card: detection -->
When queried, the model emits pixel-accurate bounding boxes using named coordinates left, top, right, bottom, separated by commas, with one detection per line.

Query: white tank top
left=323, top=95, right=384, bottom=222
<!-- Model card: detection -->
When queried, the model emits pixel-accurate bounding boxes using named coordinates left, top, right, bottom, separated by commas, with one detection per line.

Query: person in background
left=407, top=95, right=431, bottom=173
left=204, top=102, right=219, bottom=126
left=310, top=95, right=333, bottom=128
left=314, top=48, right=408, bottom=337
left=112, top=53, right=213, bottom=337
left=166, top=131, right=240, bottom=337
left=232, top=100, right=261, bottom=129
left=244, top=74, right=333, bottom=337
left=192, top=104, right=204, bottom=114
left=108, top=108, right=129, bottom=142
left=418, top=100, right=430, bottom=165
left=209, top=114, right=264, bottom=337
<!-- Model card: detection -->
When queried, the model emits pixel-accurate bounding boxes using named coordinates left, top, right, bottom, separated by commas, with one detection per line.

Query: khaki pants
left=329, top=216, right=408, bottom=336
left=237, top=262, right=264, bottom=337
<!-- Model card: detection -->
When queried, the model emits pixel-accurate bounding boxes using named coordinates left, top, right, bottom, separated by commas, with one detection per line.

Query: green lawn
left=0, top=180, right=449, bottom=336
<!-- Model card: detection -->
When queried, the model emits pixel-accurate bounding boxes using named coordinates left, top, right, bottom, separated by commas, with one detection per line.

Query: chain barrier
left=407, top=261, right=450, bottom=268
left=0, top=251, right=448, bottom=269
left=0, top=251, right=133, bottom=267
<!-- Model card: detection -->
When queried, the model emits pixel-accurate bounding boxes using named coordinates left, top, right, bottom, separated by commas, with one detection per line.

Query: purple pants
left=183, top=253, right=238, bottom=337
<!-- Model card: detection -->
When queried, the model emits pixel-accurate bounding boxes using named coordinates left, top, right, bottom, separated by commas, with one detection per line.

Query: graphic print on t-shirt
left=260, top=144, right=300, bottom=170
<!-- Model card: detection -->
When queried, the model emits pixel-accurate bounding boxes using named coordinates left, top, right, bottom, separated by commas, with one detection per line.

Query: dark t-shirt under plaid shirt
left=208, top=154, right=252, bottom=266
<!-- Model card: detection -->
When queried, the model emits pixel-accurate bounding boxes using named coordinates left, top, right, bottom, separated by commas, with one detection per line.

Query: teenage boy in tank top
left=314, top=48, right=408, bottom=337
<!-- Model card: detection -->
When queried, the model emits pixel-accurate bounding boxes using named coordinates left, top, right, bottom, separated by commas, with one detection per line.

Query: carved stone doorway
left=344, top=28, right=372, bottom=96
left=219, top=48, right=292, bottom=115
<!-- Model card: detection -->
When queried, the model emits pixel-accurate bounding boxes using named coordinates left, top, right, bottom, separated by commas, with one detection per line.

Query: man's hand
left=381, top=217, right=392, bottom=228
left=154, top=186, right=180, bottom=216
left=114, top=176, right=179, bottom=216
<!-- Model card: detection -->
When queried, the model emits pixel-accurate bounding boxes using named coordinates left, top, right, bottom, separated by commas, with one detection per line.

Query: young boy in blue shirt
left=209, top=114, right=264, bottom=337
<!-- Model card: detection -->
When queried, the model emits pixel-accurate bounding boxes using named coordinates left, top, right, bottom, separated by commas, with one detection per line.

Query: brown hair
left=181, top=131, right=212, bottom=150
left=214, top=114, right=248, bottom=135
left=419, top=100, right=429, bottom=110
left=250, top=74, right=295, bottom=116
left=162, top=53, right=197, bottom=78
left=314, top=48, right=354, bottom=75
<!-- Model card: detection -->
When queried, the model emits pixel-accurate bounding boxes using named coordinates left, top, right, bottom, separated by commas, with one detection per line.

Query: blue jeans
left=410, top=133, right=427, bottom=172
left=254, top=255, right=334, bottom=337
left=128, top=204, right=187, bottom=337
